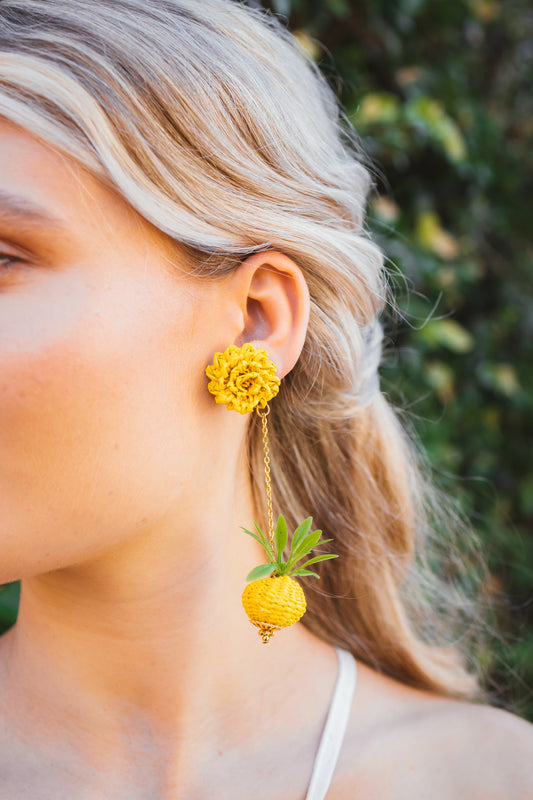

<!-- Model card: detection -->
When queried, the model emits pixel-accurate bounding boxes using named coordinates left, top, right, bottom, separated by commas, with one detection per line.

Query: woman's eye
left=0, top=254, right=19, bottom=268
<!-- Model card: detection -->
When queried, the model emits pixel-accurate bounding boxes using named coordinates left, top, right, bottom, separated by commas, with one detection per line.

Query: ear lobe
left=230, top=251, right=310, bottom=378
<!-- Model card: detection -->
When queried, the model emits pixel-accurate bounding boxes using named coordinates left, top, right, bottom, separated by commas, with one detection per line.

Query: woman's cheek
left=0, top=260, right=212, bottom=581
left=0, top=272, right=157, bottom=579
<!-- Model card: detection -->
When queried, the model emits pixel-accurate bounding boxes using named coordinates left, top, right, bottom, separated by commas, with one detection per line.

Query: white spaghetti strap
left=305, top=647, right=357, bottom=800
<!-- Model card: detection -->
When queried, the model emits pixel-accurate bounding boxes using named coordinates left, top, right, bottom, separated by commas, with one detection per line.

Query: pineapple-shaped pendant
left=242, top=515, right=338, bottom=643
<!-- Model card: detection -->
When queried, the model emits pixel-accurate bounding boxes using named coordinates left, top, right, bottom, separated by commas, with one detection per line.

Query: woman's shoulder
left=330, top=659, right=533, bottom=800
left=399, top=700, right=533, bottom=799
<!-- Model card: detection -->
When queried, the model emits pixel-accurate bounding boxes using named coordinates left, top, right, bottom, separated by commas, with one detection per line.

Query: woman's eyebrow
left=0, top=190, right=67, bottom=231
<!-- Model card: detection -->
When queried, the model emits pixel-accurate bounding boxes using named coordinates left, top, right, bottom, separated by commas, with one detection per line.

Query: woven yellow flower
left=205, top=343, right=280, bottom=414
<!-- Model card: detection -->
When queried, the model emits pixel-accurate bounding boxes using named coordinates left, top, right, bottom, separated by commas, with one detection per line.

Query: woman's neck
left=0, top=494, right=335, bottom=792
left=4, top=522, right=253, bottom=718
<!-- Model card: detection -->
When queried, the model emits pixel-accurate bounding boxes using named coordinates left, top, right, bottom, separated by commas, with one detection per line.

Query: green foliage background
left=0, top=0, right=531, bottom=719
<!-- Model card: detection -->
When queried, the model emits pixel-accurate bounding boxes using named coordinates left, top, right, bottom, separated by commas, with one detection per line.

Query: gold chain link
left=258, top=404, right=274, bottom=549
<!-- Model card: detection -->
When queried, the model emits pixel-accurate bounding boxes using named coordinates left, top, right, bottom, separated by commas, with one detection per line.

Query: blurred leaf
left=425, top=360, right=456, bottom=401
left=371, top=195, right=401, bottom=224
left=477, top=363, right=521, bottom=397
left=0, top=582, right=20, bottom=631
left=419, top=318, right=475, bottom=353
left=416, top=211, right=460, bottom=259
left=405, top=96, right=468, bottom=163
left=324, top=0, right=350, bottom=17
left=354, top=92, right=401, bottom=125
left=469, top=0, right=501, bottom=22
left=293, top=29, right=321, bottom=60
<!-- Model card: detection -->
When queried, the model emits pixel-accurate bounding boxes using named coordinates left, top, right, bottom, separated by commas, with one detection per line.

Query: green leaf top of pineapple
left=243, top=514, right=338, bottom=583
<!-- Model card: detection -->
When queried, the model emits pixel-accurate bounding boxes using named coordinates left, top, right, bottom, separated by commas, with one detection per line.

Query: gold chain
left=258, top=404, right=274, bottom=548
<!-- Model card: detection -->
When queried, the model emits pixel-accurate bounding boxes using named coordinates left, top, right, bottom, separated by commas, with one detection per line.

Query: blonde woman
left=0, top=0, right=531, bottom=797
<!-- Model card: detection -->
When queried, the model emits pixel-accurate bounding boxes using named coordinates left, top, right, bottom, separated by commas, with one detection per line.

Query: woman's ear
left=227, top=251, right=310, bottom=378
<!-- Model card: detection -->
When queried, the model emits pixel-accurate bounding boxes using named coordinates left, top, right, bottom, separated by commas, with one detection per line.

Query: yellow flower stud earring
left=206, top=343, right=338, bottom=643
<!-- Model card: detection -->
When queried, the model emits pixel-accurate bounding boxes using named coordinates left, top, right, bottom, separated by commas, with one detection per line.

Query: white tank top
left=304, top=647, right=357, bottom=800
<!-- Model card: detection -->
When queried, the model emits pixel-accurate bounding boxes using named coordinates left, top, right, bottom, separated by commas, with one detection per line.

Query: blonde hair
left=0, top=0, right=484, bottom=697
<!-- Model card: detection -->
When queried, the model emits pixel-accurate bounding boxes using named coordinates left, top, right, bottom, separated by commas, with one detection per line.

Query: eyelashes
left=0, top=253, right=22, bottom=269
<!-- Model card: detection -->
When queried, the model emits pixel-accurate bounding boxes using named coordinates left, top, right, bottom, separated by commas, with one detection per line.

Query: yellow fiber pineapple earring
left=206, top=343, right=337, bottom=643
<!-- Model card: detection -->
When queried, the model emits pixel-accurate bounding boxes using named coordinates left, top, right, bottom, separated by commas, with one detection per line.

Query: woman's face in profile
left=0, top=120, right=228, bottom=584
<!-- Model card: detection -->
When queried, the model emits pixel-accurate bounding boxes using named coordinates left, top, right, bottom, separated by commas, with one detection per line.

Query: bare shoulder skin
left=332, top=663, right=533, bottom=800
